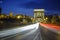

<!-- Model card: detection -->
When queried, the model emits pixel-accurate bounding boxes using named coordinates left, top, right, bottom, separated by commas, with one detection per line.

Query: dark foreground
left=0, top=23, right=60, bottom=40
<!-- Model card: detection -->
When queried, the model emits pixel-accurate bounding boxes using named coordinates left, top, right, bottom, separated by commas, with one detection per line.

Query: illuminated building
left=58, top=15, right=60, bottom=19
left=34, top=9, right=44, bottom=22
left=15, top=14, right=23, bottom=19
left=9, top=11, right=13, bottom=18
left=0, top=14, right=7, bottom=19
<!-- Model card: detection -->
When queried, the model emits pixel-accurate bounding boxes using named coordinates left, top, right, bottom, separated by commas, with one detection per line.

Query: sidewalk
left=40, top=23, right=60, bottom=31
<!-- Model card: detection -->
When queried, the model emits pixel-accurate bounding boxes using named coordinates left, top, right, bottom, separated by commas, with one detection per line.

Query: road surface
left=0, top=23, right=60, bottom=40
left=0, top=23, right=41, bottom=40
left=40, top=23, right=60, bottom=40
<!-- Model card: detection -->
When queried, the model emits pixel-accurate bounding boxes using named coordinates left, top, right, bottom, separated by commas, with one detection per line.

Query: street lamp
left=17, top=16, right=21, bottom=19
left=46, top=17, right=48, bottom=19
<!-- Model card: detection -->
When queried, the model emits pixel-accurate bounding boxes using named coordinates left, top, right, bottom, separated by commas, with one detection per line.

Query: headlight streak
left=0, top=23, right=39, bottom=38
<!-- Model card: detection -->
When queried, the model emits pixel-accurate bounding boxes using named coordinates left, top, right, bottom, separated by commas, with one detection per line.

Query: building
left=15, top=14, right=23, bottom=19
left=9, top=12, right=13, bottom=18
left=34, top=9, right=44, bottom=22
left=58, top=15, right=60, bottom=19
left=0, top=14, right=7, bottom=19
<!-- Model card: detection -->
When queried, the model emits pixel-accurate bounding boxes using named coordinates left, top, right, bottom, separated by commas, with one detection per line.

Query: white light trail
left=0, top=23, right=39, bottom=38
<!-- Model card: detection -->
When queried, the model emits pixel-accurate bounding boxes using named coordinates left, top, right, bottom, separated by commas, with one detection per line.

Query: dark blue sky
left=0, top=0, right=60, bottom=16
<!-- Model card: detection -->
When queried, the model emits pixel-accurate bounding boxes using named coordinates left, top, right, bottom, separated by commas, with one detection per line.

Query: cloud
left=19, top=2, right=42, bottom=9
left=18, top=0, right=44, bottom=9
left=2, top=0, right=60, bottom=15
left=45, top=10, right=60, bottom=15
left=18, top=0, right=60, bottom=11
left=3, top=0, right=60, bottom=10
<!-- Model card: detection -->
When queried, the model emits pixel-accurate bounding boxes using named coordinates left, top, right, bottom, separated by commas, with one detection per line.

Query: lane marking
left=33, top=32, right=40, bottom=40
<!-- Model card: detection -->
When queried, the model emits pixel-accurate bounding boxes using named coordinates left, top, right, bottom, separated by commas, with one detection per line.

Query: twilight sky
left=0, top=0, right=60, bottom=16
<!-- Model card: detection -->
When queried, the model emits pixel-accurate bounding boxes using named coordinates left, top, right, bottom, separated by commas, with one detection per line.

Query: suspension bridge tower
left=34, top=9, right=44, bottom=22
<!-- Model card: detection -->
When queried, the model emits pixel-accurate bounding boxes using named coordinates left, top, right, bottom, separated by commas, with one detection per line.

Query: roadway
left=40, top=23, right=60, bottom=40
left=0, top=23, right=60, bottom=40
left=0, top=23, right=41, bottom=40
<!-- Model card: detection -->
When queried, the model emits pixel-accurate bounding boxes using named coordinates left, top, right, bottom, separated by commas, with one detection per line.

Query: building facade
left=34, top=9, right=44, bottom=22
left=9, top=12, right=13, bottom=17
